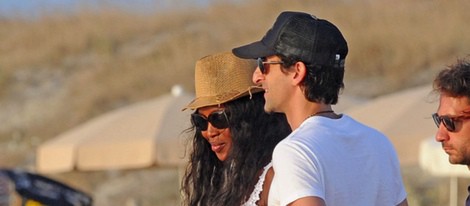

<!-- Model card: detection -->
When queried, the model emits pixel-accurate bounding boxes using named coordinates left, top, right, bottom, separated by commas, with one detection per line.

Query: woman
left=181, top=52, right=291, bottom=206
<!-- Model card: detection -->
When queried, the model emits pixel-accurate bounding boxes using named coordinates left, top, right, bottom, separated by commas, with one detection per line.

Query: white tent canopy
left=420, top=137, right=470, bottom=177
left=420, top=137, right=470, bottom=206
left=36, top=91, right=194, bottom=173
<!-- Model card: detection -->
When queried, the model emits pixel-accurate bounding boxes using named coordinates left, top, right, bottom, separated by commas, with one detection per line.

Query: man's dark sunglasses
left=257, top=57, right=284, bottom=74
left=191, top=110, right=230, bottom=131
left=432, top=113, right=470, bottom=132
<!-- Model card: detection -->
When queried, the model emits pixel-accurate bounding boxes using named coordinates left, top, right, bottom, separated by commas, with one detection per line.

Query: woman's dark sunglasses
left=432, top=113, right=470, bottom=132
left=191, top=110, right=230, bottom=131
left=257, top=57, right=284, bottom=74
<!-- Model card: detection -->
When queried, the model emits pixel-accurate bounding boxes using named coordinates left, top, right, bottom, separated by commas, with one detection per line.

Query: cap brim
left=232, top=41, right=277, bottom=59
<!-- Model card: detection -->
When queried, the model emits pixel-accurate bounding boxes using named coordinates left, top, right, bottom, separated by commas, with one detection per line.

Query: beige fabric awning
left=345, top=84, right=437, bottom=166
left=36, top=91, right=194, bottom=173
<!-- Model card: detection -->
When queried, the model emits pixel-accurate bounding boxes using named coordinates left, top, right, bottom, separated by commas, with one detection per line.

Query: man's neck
left=285, top=100, right=333, bottom=130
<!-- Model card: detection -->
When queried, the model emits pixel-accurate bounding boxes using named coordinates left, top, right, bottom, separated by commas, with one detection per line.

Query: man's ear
left=292, top=61, right=307, bottom=86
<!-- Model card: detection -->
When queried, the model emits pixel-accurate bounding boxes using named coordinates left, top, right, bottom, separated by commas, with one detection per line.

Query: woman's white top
left=241, top=162, right=273, bottom=206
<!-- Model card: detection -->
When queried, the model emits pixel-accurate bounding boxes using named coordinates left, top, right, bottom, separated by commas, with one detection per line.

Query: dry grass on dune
left=1, top=0, right=469, bottom=102
left=342, top=0, right=470, bottom=78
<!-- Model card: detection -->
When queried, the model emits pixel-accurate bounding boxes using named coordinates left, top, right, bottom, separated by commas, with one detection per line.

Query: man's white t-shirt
left=268, top=114, right=407, bottom=206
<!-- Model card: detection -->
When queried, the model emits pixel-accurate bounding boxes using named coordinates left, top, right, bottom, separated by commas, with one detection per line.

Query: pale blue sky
left=0, top=0, right=212, bottom=18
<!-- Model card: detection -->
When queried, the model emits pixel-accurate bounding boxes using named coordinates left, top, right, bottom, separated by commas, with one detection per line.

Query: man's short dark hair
left=433, top=58, right=470, bottom=102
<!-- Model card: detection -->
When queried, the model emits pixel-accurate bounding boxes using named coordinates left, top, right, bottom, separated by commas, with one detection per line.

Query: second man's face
left=435, top=94, right=470, bottom=166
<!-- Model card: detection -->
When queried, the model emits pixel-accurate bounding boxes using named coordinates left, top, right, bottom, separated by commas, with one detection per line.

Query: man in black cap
left=233, top=11, right=408, bottom=206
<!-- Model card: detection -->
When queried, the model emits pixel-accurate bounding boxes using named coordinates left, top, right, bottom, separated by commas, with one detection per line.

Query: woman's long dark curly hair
left=181, top=92, right=291, bottom=206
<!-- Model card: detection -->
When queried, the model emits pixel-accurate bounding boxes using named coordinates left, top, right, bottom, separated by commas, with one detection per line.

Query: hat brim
left=232, top=41, right=277, bottom=59
left=182, top=87, right=264, bottom=111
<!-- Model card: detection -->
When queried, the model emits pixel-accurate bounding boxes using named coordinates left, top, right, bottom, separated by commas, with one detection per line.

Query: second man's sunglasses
left=432, top=113, right=470, bottom=132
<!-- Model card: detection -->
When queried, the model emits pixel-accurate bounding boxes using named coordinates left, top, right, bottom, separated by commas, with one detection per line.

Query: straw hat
left=183, top=51, right=263, bottom=110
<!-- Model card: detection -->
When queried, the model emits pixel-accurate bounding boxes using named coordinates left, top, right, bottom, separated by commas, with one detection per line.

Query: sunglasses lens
left=208, top=110, right=229, bottom=129
left=257, top=57, right=265, bottom=74
left=432, top=113, right=440, bottom=128
left=191, top=113, right=208, bottom=131
left=442, top=117, right=456, bottom=132
left=432, top=113, right=456, bottom=132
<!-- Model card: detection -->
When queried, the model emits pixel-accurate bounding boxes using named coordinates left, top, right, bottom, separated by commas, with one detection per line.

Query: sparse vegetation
left=1, top=0, right=469, bottom=205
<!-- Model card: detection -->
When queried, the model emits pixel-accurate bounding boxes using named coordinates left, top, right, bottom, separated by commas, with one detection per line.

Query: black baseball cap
left=233, top=11, right=348, bottom=68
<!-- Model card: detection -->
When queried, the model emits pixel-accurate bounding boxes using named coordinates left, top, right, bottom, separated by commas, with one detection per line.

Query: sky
left=0, top=0, right=211, bottom=18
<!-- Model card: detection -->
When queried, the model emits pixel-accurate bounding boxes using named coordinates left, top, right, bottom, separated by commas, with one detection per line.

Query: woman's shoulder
left=241, top=162, right=273, bottom=206
left=259, top=166, right=274, bottom=206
